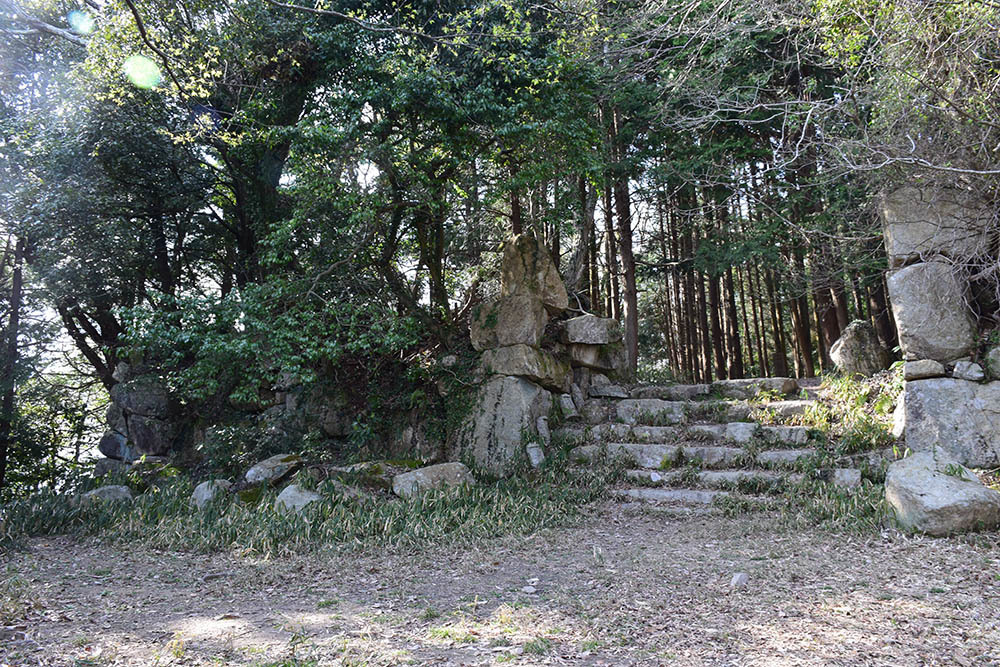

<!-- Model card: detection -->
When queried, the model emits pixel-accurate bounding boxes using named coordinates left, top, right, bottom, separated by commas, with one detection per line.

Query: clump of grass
left=1, top=569, right=32, bottom=624
left=822, top=369, right=901, bottom=455
left=0, top=460, right=614, bottom=556
left=718, top=477, right=888, bottom=533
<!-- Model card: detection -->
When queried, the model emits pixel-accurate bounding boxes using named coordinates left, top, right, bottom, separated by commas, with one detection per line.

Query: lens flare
left=123, top=55, right=162, bottom=89
left=67, top=10, right=95, bottom=34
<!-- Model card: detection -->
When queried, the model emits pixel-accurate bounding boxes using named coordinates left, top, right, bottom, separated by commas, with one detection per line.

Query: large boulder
left=274, top=484, right=322, bottom=513
left=191, top=479, right=233, bottom=509
left=881, top=186, right=992, bottom=268
left=79, top=485, right=134, bottom=504
left=902, top=378, right=1000, bottom=467
left=500, top=234, right=568, bottom=315
left=392, top=462, right=476, bottom=498
left=98, top=430, right=139, bottom=462
left=885, top=450, right=1000, bottom=536
left=245, top=454, right=302, bottom=484
left=560, top=314, right=622, bottom=345
left=470, top=294, right=547, bottom=351
left=829, top=320, right=890, bottom=377
left=480, top=344, right=571, bottom=393
left=456, top=376, right=551, bottom=476
left=887, top=261, right=976, bottom=362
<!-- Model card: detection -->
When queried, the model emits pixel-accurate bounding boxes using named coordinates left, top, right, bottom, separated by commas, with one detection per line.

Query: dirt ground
left=3, top=504, right=999, bottom=666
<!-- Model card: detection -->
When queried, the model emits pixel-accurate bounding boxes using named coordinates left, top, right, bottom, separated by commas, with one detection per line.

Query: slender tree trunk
left=708, top=274, right=726, bottom=380
left=603, top=184, right=621, bottom=320
left=0, top=237, right=25, bottom=494
left=764, top=269, right=790, bottom=377
left=614, top=177, right=638, bottom=378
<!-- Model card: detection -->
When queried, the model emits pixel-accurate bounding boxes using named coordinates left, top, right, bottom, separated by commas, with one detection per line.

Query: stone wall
left=456, top=232, right=626, bottom=476
left=882, top=186, right=999, bottom=467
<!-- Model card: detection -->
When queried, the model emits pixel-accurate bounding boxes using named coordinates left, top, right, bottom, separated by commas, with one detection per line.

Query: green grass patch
left=0, top=462, right=613, bottom=557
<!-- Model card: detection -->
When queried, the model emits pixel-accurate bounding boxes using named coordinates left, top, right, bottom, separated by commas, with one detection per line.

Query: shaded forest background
left=0, top=0, right=998, bottom=499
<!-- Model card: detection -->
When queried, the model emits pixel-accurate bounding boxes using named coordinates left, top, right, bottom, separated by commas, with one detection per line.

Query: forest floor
left=3, top=503, right=999, bottom=667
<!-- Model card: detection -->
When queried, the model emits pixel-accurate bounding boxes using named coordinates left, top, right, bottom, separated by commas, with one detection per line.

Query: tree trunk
left=0, top=237, right=25, bottom=494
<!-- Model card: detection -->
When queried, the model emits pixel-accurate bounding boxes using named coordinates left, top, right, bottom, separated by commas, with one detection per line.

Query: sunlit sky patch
left=123, top=55, right=162, bottom=89
left=67, top=10, right=95, bottom=35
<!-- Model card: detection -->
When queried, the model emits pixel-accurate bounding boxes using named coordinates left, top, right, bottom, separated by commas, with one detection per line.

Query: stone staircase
left=555, top=377, right=875, bottom=513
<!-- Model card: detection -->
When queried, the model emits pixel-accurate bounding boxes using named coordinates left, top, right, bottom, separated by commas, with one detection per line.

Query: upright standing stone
left=457, top=376, right=551, bottom=476
left=500, top=234, right=568, bottom=315
left=470, top=294, right=547, bottom=351
left=887, top=261, right=976, bottom=362
left=881, top=186, right=992, bottom=268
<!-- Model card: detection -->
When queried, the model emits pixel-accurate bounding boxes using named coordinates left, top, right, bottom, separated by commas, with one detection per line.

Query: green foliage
left=821, top=371, right=900, bottom=455
left=0, top=461, right=613, bottom=555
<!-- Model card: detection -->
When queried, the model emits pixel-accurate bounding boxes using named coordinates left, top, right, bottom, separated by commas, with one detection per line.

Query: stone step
left=554, top=424, right=680, bottom=445
left=711, top=377, right=800, bottom=400
left=629, top=384, right=711, bottom=401
left=570, top=443, right=817, bottom=469
left=687, top=423, right=811, bottom=446
left=582, top=397, right=819, bottom=427
left=615, top=399, right=685, bottom=425
left=554, top=422, right=814, bottom=447
left=626, top=468, right=804, bottom=489
left=611, top=488, right=730, bottom=505
left=763, top=400, right=816, bottom=419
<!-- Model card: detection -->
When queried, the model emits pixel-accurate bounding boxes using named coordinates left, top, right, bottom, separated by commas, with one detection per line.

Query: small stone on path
left=730, top=572, right=750, bottom=591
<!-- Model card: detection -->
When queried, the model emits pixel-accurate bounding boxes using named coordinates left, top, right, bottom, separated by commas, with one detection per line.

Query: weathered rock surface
left=392, top=462, right=475, bottom=498
left=588, top=384, right=628, bottom=399
left=952, top=361, right=985, bottom=382
left=470, top=294, right=547, bottom=351
left=245, top=454, right=302, bottom=484
left=887, top=261, right=976, bottom=362
left=558, top=394, right=580, bottom=421
left=500, top=233, right=568, bottom=315
left=80, top=485, right=134, bottom=504
left=480, top=344, right=570, bottom=393
left=98, top=431, right=137, bottom=462
left=885, top=451, right=1000, bottom=536
left=560, top=314, right=622, bottom=345
left=903, top=378, right=1000, bottom=467
left=881, top=186, right=992, bottom=268
left=274, top=484, right=322, bottom=513
left=830, top=320, right=889, bottom=377
left=568, top=342, right=626, bottom=376
left=191, top=480, right=233, bottom=509
left=127, top=415, right=177, bottom=456
left=525, top=443, right=545, bottom=468
left=457, top=376, right=551, bottom=475
left=904, top=359, right=945, bottom=381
